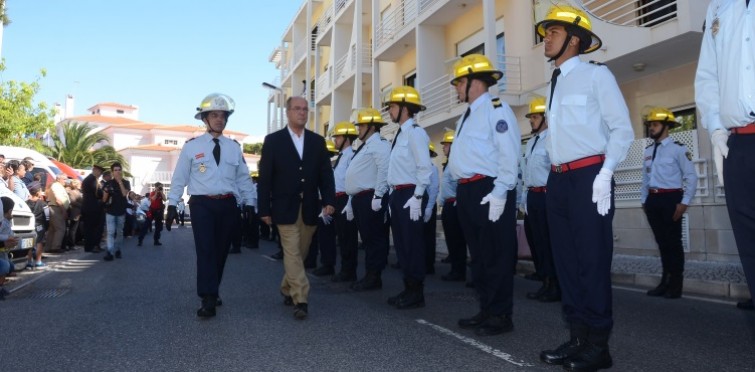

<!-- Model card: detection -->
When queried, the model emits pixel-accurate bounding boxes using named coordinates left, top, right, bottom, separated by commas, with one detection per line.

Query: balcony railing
left=420, top=74, right=462, bottom=119
left=334, top=53, right=349, bottom=84
left=496, top=55, right=522, bottom=93
left=316, top=1, right=335, bottom=41
left=578, top=0, right=677, bottom=27
left=316, top=67, right=332, bottom=101
left=375, top=0, right=419, bottom=50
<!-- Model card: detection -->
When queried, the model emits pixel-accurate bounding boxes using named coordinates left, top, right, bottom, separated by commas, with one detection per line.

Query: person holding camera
left=149, top=182, right=167, bottom=246
left=102, top=162, right=131, bottom=261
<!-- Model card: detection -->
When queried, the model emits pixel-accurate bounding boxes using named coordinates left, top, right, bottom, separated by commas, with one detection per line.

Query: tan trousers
left=45, top=205, right=66, bottom=252
left=278, top=207, right=317, bottom=305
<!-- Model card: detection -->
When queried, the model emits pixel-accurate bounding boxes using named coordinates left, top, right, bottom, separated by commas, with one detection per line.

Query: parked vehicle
left=0, top=146, right=64, bottom=189
left=50, top=158, right=84, bottom=181
left=0, top=188, right=37, bottom=258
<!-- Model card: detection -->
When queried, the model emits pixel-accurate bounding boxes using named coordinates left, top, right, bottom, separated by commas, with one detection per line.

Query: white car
left=0, top=188, right=37, bottom=257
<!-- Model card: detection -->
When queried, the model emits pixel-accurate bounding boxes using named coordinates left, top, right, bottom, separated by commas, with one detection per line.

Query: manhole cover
left=13, top=287, right=71, bottom=299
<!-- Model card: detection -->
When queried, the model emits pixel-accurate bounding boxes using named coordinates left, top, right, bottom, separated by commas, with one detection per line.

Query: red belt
left=356, top=189, right=375, bottom=196
left=445, top=197, right=456, bottom=204
left=203, top=193, right=234, bottom=199
left=649, top=188, right=682, bottom=194
left=393, top=184, right=415, bottom=190
left=731, top=123, right=755, bottom=135
left=335, top=192, right=347, bottom=198
left=551, top=155, right=605, bottom=173
left=458, top=174, right=488, bottom=184
left=528, top=186, right=547, bottom=193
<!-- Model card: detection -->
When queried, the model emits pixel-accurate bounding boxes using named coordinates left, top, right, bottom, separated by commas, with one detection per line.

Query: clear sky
left=2, top=0, right=300, bottom=141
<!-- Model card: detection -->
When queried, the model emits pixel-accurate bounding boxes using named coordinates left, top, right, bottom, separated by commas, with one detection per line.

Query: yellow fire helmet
left=429, top=142, right=437, bottom=157
left=451, top=54, right=503, bottom=86
left=643, top=107, right=677, bottom=128
left=440, top=130, right=455, bottom=144
left=535, top=4, right=602, bottom=54
left=525, top=96, right=547, bottom=118
left=195, top=93, right=235, bottom=120
left=331, top=121, right=358, bottom=137
left=325, top=139, right=339, bottom=154
left=352, top=107, right=387, bottom=126
left=384, top=86, right=426, bottom=111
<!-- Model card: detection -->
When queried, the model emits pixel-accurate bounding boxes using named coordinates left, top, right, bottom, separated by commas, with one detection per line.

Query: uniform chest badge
left=711, top=17, right=719, bottom=38
left=199, top=163, right=206, bottom=173
left=496, top=120, right=508, bottom=133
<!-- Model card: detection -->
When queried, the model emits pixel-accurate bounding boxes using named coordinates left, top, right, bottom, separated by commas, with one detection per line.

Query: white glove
left=371, top=197, right=382, bottom=212
left=319, top=212, right=333, bottom=225
left=423, top=207, right=433, bottom=223
left=592, top=168, right=613, bottom=216
left=341, top=199, right=354, bottom=221
left=711, top=129, right=729, bottom=186
left=518, top=204, right=528, bottom=216
left=480, top=193, right=506, bottom=222
left=403, top=196, right=422, bottom=221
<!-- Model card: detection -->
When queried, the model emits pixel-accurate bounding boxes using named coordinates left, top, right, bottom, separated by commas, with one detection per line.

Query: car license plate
left=21, top=238, right=34, bottom=249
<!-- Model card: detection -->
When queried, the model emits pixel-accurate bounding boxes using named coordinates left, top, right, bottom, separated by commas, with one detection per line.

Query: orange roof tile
left=64, top=115, right=141, bottom=125
left=87, top=102, right=138, bottom=111
left=121, top=144, right=180, bottom=152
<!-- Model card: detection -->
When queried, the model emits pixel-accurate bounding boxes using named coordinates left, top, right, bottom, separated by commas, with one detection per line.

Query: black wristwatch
left=413, top=194, right=422, bottom=200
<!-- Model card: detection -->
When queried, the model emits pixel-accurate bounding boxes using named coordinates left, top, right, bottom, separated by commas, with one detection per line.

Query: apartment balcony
left=574, top=0, right=708, bottom=84
left=315, top=1, right=336, bottom=46
left=315, top=67, right=333, bottom=103
left=333, top=43, right=373, bottom=89
left=374, top=0, right=419, bottom=60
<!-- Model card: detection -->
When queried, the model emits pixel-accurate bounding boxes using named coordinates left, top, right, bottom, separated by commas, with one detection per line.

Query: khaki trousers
left=278, top=207, right=317, bottom=305
left=45, top=205, right=66, bottom=252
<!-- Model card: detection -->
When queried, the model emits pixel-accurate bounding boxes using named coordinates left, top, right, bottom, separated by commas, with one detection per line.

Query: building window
left=404, top=71, right=416, bottom=88
left=116, top=109, right=125, bottom=114
left=639, top=0, right=677, bottom=27
left=164, top=139, right=178, bottom=146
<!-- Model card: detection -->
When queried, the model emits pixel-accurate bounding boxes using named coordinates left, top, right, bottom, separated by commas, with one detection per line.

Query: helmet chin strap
left=530, top=117, right=546, bottom=135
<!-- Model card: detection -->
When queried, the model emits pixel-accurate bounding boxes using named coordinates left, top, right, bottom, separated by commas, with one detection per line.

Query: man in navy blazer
left=258, top=96, right=336, bottom=320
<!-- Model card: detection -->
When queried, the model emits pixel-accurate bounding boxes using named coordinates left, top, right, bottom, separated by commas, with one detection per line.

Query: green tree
left=46, top=121, right=129, bottom=172
left=243, top=142, right=262, bottom=154
left=0, top=62, right=55, bottom=149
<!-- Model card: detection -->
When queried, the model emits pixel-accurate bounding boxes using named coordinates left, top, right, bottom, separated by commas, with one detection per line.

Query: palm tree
left=46, top=121, right=129, bottom=172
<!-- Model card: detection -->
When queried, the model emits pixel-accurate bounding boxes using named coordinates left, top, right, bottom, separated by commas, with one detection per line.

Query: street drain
left=13, top=287, right=71, bottom=299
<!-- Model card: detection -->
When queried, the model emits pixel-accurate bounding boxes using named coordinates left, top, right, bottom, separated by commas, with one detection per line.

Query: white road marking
left=416, top=319, right=535, bottom=367
left=261, top=255, right=277, bottom=262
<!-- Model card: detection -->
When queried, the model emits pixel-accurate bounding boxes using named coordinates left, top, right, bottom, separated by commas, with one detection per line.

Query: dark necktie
left=213, top=138, right=221, bottom=165
left=548, top=68, right=561, bottom=110
left=530, top=135, right=540, bottom=155
left=456, top=107, right=472, bottom=137
left=332, top=152, right=343, bottom=170
left=652, top=142, right=661, bottom=161
left=391, top=127, right=402, bottom=151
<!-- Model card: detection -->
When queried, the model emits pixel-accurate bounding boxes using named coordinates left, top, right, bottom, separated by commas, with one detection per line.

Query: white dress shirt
left=288, top=126, right=305, bottom=159
left=387, top=118, right=432, bottom=195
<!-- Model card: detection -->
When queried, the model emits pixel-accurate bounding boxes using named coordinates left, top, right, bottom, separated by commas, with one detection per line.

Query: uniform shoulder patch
left=495, top=119, right=508, bottom=133
left=589, top=60, right=606, bottom=66
left=491, top=97, right=502, bottom=108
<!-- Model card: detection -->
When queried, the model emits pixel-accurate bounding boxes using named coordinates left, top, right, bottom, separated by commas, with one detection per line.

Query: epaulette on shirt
left=491, top=97, right=502, bottom=108
left=589, top=60, right=606, bottom=66
left=233, top=139, right=240, bottom=145
left=645, top=143, right=654, bottom=149
left=186, top=137, right=196, bottom=143
left=412, top=123, right=420, bottom=128
left=674, top=141, right=685, bottom=147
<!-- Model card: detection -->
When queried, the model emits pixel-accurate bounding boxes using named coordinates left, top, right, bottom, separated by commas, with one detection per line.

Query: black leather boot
left=396, top=279, right=425, bottom=309
left=197, top=296, right=217, bottom=318
left=458, top=310, right=490, bottom=329
left=540, top=323, right=588, bottom=365
left=664, top=273, right=683, bottom=299
left=538, top=278, right=562, bottom=302
left=563, top=342, right=612, bottom=371
left=474, top=314, right=513, bottom=336
left=526, top=278, right=549, bottom=300
left=387, top=279, right=409, bottom=306
left=646, top=272, right=670, bottom=296
left=350, top=271, right=383, bottom=291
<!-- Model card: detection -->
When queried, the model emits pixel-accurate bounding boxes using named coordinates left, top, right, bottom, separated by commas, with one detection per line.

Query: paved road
left=2, top=226, right=754, bottom=371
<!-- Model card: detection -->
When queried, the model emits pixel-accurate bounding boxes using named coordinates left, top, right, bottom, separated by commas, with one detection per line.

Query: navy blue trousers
left=353, top=192, right=389, bottom=272
left=424, top=207, right=438, bottom=271
left=547, top=163, right=614, bottom=332
left=456, top=177, right=517, bottom=316
left=527, top=190, right=556, bottom=279
left=724, top=133, right=755, bottom=301
left=441, top=200, right=467, bottom=275
left=189, top=196, right=238, bottom=298
left=335, top=194, right=359, bottom=273
left=389, top=187, right=427, bottom=282
left=644, top=191, right=684, bottom=275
